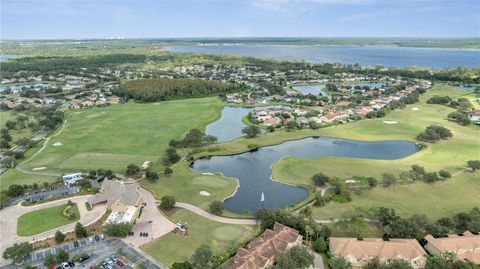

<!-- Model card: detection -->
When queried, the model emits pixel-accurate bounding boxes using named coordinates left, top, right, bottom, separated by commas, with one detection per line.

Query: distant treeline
left=2, top=52, right=479, bottom=83
left=116, top=78, right=246, bottom=102
left=0, top=54, right=146, bottom=76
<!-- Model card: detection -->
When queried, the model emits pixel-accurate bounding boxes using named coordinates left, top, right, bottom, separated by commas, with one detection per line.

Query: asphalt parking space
left=3, top=238, right=162, bottom=269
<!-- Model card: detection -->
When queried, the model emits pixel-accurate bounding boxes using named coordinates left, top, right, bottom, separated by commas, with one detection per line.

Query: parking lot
left=6, top=185, right=81, bottom=207
left=2, top=238, right=163, bottom=269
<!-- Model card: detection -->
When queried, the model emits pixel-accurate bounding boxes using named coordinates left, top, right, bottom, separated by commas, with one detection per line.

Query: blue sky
left=1, top=0, right=479, bottom=39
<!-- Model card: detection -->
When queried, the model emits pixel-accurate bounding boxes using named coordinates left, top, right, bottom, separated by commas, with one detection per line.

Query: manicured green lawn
left=140, top=209, right=257, bottom=267
left=17, top=203, right=80, bottom=236
left=22, top=97, right=224, bottom=174
left=141, top=162, right=237, bottom=212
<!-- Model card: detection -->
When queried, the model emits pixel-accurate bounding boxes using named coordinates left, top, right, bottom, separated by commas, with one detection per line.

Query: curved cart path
left=175, top=202, right=257, bottom=225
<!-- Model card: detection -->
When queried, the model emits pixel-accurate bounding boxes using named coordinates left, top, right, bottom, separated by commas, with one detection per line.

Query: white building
left=62, top=173, right=84, bottom=185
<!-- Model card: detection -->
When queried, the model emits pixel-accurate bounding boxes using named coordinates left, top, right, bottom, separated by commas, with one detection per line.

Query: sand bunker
left=53, top=142, right=63, bottom=147
left=382, top=121, right=398, bottom=124
left=411, top=107, right=420, bottom=111
left=73, top=112, right=82, bottom=115
left=199, top=191, right=211, bottom=196
left=32, top=167, right=47, bottom=171
left=202, top=173, right=214, bottom=176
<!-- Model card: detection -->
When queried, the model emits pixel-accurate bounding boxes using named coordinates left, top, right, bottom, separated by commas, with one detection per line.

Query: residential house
left=467, top=110, right=480, bottom=123
left=424, top=231, right=480, bottom=264
left=329, top=237, right=427, bottom=269
left=227, top=223, right=302, bottom=269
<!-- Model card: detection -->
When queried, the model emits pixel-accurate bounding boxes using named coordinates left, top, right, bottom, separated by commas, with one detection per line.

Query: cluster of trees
left=75, top=222, right=88, bottom=238
left=428, top=95, right=474, bottom=126
left=163, top=147, right=181, bottom=166
left=269, top=245, right=314, bottom=269
left=259, top=81, right=286, bottom=95
left=209, top=200, right=224, bottom=215
left=87, top=168, right=114, bottom=180
left=311, top=173, right=352, bottom=204
left=1, top=54, right=146, bottom=77
left=2, top=242, right=32, bottom=264
left=169, top=129, right=217, bottom=148
left=104, top=223, right=133, bottom=237
left=44, top=249, right=69, bottom=267
left=331, top=256, right=478, bottom=269
left=375, top=207, right=480, bottom=240
left=117, top=78, right=246, bottom=102
left=254, top=208, right=331, bottom=243
left=160, top=195, right=176, bottom=210
left=416, top=125, right=452, bottom=143
left=242, top=125, right=261, bottom=138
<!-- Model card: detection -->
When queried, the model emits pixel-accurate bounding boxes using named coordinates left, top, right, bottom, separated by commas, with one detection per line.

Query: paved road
left=175, top=202, right=257, bottom=225
left=0, top=195, right=106, bottom=267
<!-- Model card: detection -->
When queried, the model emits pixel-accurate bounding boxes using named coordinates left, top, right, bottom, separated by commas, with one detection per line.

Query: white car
left=88, top=237, right=94, bottom=243
left=61, top=262, right=71, bottom=269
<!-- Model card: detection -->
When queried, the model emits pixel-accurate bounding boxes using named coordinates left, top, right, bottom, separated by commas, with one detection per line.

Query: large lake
left=191, top=137, right=418, bottom=213
left=169, top=45, right=480, bottom=68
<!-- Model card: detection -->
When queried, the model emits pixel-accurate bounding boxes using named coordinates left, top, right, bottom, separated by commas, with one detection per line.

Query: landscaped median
left=17, top=202, right=80, bottom=237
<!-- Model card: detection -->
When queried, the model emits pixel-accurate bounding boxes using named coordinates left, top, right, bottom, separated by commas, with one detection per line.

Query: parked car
left=73, top=240, right=79, bottom=248
left=111, top=255, right=117, bottom=262
left=89, top=237, right=94, bottom=243
left=78, top=254, right=90, bottom=263
left=94, top=235, right=100, bottom=241
left=100, top=234, right=105, bottom=240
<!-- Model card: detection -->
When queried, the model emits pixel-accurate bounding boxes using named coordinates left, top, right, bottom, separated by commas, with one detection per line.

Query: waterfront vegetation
left=140, top=208, right=257, bottom=266
left=17, top=203, right=80, bottom=236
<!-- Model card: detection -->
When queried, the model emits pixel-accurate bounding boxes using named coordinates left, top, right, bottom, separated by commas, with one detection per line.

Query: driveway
left=121, top=188, right=175, bottom=247
left=0, top=195, right=106, bottom=267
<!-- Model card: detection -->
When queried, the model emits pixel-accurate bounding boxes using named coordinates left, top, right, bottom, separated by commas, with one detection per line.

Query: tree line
left=116, top=78, right=247, bottom=102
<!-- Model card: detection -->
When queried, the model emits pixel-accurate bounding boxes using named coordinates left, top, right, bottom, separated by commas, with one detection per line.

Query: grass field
left=141, top=162, right=237, bottom=212
left=17, top=203, right=80, bottom=236
left=140, top=208, right=257, bottom=267
left=21, top=97, right=224, bottom=174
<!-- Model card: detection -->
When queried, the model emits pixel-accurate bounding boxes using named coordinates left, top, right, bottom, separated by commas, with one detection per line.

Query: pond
left=0, top=83, right=53, bottom=92
left=455, top=84, right=478, bottom=90
left=292, top=85, right=329, bottom=97
left=190, top=137, right=418, bottom=214
left=205, top=107, right=253, bottom=143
